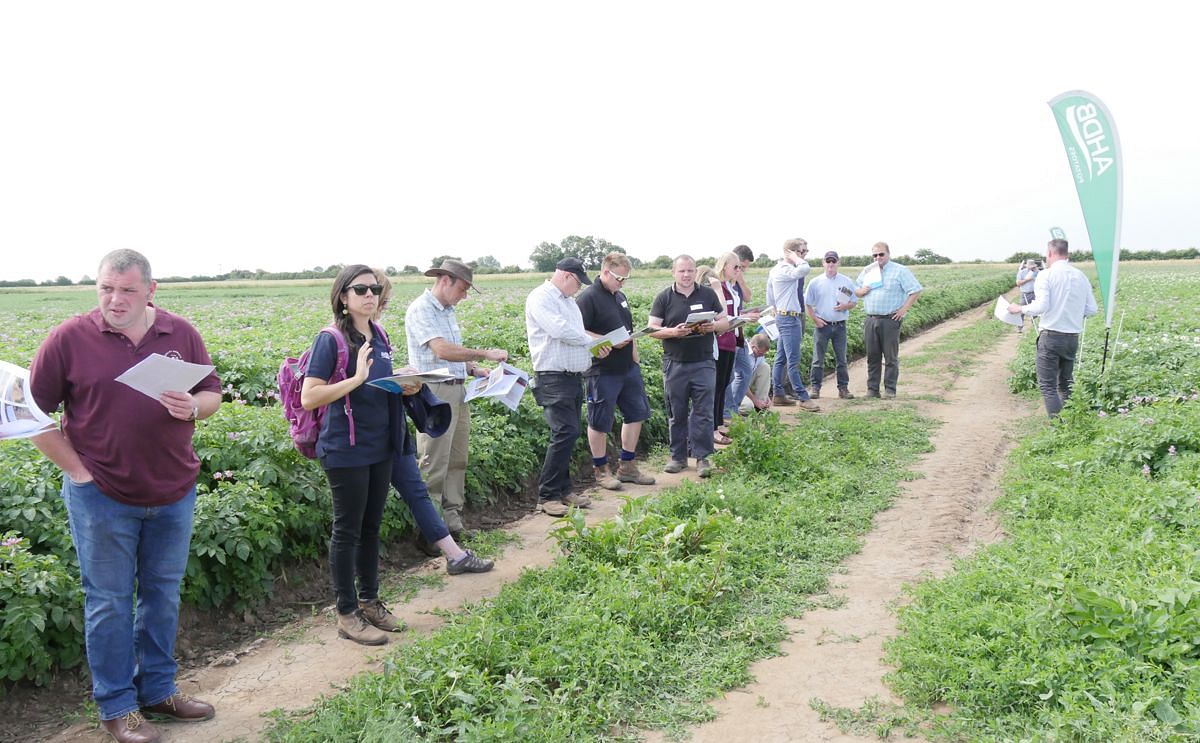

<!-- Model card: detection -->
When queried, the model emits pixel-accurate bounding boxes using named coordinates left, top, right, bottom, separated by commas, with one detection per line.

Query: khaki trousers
left=417, top=381, right=469, bottom=532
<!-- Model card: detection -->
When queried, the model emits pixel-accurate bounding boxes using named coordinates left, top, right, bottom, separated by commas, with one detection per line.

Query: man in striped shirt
left=854, top=241, right=922, bottom=398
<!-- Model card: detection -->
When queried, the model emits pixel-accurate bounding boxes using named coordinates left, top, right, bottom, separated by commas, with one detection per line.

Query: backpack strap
left=319, top=326, right=356, bottom=447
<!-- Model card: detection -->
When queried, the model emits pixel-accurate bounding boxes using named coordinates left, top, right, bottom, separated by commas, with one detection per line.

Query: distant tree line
left=1005, top=247, right=1200, bottom=264
left=3, top=243, right=1194, bottom=288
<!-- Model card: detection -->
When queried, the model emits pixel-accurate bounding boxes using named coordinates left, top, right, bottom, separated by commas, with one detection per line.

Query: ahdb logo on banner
left=1065, top=103, right=1115, bottom=183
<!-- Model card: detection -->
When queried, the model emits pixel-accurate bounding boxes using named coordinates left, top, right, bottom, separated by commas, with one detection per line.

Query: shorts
left=586, top=365, right=651, bottom=433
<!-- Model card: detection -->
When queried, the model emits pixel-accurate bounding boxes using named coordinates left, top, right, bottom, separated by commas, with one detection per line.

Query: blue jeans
left=810, top=320, right=850, bottom=391
left=63, top=479, right=196, bottom=721
left=391, top=451, right=451, bottom=542
left=771, top=314, right=811, bottom=400
left=725, top=345, right=753, bottom=420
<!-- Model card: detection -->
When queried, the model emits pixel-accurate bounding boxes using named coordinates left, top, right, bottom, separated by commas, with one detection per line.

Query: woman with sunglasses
left=300, top=265, right=406, bottom=645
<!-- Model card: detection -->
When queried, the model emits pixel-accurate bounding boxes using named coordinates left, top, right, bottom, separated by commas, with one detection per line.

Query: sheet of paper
left=993, top=296, right=1024, bottom=327
left=114, top=353, right=215, bottom=402
left=861, top=263, right=883, bottom=289
left=0, top=360, right=56, bottom=440
left=368, top=367, right=457, bottom=393
left=589, top=326, right=631, bottom=356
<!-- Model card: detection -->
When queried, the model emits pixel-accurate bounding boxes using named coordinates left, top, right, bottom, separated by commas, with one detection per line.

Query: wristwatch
left=187, top=404, right=199, bottom=422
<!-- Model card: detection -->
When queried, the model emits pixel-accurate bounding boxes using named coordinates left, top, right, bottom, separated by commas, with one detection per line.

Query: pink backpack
left=278, top=322, right=390, bottom=458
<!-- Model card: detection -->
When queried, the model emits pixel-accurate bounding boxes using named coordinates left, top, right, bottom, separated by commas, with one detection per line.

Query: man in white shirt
left=765, top=238, right=819, bottom=411
left=1008, top=239, right=1098, bottom=417
left=525, top=257, right=608, bottom=516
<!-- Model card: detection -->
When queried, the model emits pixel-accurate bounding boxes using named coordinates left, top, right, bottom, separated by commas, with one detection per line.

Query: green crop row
left=876, top=262, right=1200, bottom=740
left=261, top=408, right=935, bottom=742
left=0, top=266, right=1005, bottom=687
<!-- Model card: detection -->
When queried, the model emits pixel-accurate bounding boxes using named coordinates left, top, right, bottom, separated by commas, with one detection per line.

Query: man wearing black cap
left=804, top=251, right=858, bottom=399
left=525, top=257, right=609, bottom=516
left=405, top=259, right=509, bottom=546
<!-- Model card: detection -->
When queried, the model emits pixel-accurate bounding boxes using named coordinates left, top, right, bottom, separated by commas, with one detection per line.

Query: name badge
left=620, top=301, right=628, bottom=308
left=690, top=303, right=703, bottom=310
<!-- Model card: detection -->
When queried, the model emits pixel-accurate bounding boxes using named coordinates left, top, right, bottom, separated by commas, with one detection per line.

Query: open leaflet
left=368, top=367, right=457, bottom=393
left=464, top=362, right=530, bottom=411
left=0, top=360, right=56, bottom=441
left=589, top=326, right=631, bottom=357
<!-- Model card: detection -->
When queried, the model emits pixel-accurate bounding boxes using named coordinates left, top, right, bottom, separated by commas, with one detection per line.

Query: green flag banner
left=1048, top=90, right=1123, bottom=327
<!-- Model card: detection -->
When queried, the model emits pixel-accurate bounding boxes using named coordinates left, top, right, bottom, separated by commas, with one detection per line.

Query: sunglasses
left=825, top=258, right=839, bottom=263
left=348, top=284, right=384, bottom=296
left=609, top=271, right=629, bottom=283
left=872, top=253, right=887, bottom=258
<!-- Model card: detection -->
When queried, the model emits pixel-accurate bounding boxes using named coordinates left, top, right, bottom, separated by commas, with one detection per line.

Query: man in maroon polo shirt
left=30, top=250, right=222, bottom=743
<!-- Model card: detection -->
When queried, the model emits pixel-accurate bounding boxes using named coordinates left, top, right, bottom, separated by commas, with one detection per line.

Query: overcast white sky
left=2, top=1, right=1195, bottom=282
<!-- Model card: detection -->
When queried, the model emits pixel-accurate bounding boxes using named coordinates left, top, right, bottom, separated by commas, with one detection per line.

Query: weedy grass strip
left=260, top=409, right=935, bottom=742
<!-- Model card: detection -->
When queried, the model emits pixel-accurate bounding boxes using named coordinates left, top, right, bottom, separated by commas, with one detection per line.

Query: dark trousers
left=1036, top=330, right=1080, bottom=417
left=714, top=349, right=736, bottom=427
left=532, top=372, right=583, bottom=501
left=810, top=320, right=849, bottom=391
left=864, top=315, right=902, bottom=394
left=391, top=452, right=451, bottom=542
left=664, top=357, right=716, bottom=462
left=324, top=458, right=392, bottom=615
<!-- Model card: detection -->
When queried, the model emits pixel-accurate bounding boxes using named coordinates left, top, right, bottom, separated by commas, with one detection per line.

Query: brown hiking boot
left=337, top=610, right=389, bottom=645
left=593, top=465, right=622, bottom=491
left=796, top=399, right=821, bottom=412
left=101, top=711, right=160, bottom=743
left=141, top=692, right=215, bottom=722
left=359, top=599, right=405, bottom=633
left=564, top=492, right=592, bottom=508
left=838, top=389, right=855, bottom=399
left=771, top=395, right=795, bottom=406
left=616, top=459, right=655, bottom=485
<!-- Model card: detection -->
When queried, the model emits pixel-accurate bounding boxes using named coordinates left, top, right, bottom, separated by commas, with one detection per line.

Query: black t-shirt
left=650, top=283, right=724, bottom=362
left=576, top=278, right=635, bottom=376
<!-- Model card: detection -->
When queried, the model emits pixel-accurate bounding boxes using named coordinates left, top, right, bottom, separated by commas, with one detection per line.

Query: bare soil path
left=647, top=307, right=1035, bottom=743
left=44, top=305, right=1034, bottom=743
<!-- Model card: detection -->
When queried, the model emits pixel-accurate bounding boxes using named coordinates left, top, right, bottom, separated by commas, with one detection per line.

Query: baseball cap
left=556, top=257, right=592, bottom=285
left=824, top=251, right=839, bottom=262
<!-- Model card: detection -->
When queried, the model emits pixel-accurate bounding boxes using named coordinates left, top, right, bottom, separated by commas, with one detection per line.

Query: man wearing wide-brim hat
left=404, top=259, right=509, bottom=549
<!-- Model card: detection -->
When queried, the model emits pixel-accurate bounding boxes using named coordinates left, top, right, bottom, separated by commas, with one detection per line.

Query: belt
left=777, top=310, right=805, bottom=316
left=1041, top=329, right=1079, bottom=336
left=537, top=370, right=583, bottom=377
left=866, top=313, right=895, bottom=318
left=434, top=378, right=467, bottom=385
left=819, top=319, right=846, bottom=325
